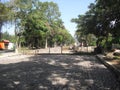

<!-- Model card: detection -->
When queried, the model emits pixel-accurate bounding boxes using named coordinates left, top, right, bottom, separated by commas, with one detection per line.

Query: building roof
left=2, top=40, right=10, bottom=43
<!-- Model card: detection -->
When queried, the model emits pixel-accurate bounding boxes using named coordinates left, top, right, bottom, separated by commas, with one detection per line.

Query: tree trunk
left=14, top=19, right=19, bottom=53
left=18, top=36, right=21, bottom=49
left=45, top=38, right=48, bottom=48
left=0, top=23, right=3, bottom=40
left=15, top=36, right=19, bottom=53
left=54, top=41, right=57, bottom=47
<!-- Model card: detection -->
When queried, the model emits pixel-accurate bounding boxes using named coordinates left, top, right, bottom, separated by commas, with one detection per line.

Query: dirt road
left=0, top=55, right=119, bottom=90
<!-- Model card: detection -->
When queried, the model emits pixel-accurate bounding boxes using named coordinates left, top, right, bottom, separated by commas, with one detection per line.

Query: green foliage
left=2, top=31, right=16, bottom=43
left=96, top=33, right=113, bottom=50
left=56, top=29, right=75, bottom=45
left=86, top=34, right=97, bottom=46
left=1, top=0, right=74, bottom=48
left=112, top=37, right=120, bottom=44
left=72, top=0, right=120, bottom=51
left=0, top=2, right=11, bottom=40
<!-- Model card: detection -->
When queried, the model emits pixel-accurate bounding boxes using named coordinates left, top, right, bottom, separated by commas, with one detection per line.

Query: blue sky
left=2, top=0, right=95, bottom=36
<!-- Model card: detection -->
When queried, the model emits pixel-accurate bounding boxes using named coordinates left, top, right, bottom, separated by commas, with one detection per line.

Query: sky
left=2, top=0, right=95, bottom=36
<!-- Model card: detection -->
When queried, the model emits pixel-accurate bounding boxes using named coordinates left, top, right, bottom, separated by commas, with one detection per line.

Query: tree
left=2, top=31, right=16, bottom=43
left=6, top=0, right=33, bottom=52
left=56, top=28, right=75, bottom=46
left=5, top=0, right=74, bottom=49
left=0, top=2, right=10, bottom=40
left=72, top=0, right=120, bottom=51
left=23, top=10, right=47, bottom=48
left=40, top=1, right=61, bottom=48
left=22, top=1, right=62, bottom=48
left=72, top=15, right=97, bottom=46
left=2, top=31, right=10, bottom=40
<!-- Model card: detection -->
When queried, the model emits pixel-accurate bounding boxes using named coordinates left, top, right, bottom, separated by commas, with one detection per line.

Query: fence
left=21, top=46, right=74, bottom=55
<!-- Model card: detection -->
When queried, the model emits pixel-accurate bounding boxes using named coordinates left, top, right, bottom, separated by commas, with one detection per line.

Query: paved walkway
left=0, top=55, right=119, bottom=90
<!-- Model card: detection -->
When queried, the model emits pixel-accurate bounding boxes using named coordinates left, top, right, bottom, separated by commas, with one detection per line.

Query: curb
left=96, top=55, right=120, bottom=82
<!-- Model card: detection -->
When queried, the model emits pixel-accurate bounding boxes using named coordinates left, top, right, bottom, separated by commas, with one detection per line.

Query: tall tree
left=40, top=1, right=61, bottom=48
left=0, top=2, right=10, bottom=40
left=72, top=0, right=120, bottom=51
left=5, top=0, right=74, bottom=49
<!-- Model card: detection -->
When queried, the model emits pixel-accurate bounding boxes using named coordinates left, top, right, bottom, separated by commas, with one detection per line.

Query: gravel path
left=0, top=55, right=119, bottom=90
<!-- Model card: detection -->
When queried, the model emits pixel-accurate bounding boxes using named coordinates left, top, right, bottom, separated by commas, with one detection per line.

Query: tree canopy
left=72, top=0, right=120, bottom=50
left=0, top=1, right=11, bottom=40
left=1, top=0, right=74, bottom=49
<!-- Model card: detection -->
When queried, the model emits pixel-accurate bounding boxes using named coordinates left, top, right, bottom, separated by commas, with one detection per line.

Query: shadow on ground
left=0, top=55, right=119, bottom=90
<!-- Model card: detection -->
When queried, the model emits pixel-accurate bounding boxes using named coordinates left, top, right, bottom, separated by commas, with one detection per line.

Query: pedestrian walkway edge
left=96, top=55, right=120, bottom=82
